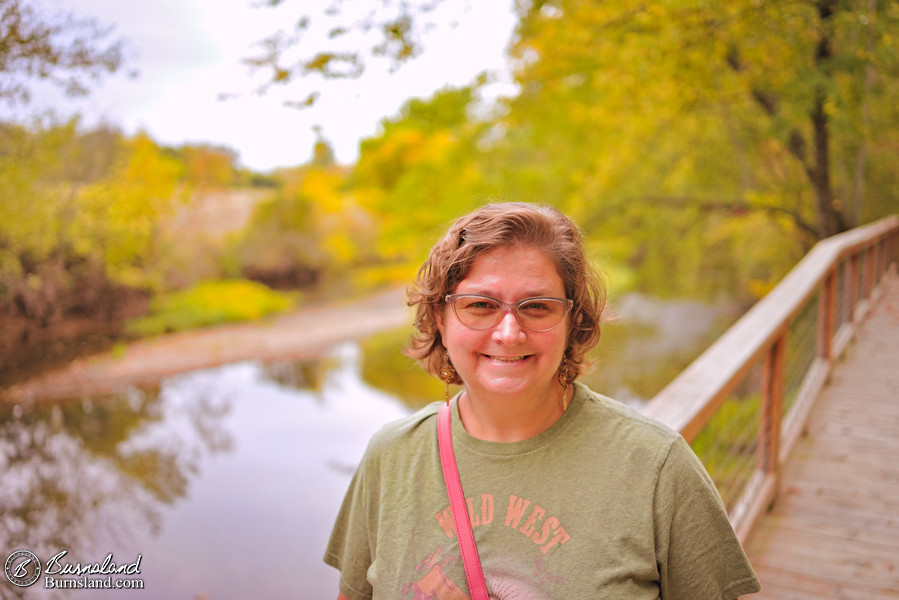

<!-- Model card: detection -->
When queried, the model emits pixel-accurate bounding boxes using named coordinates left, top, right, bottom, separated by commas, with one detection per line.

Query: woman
left=325, top=203, right=760, bottom=599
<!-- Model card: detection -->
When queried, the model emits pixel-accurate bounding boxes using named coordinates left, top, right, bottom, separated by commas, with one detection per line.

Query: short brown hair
left=406, top=202, right=606, bottom=383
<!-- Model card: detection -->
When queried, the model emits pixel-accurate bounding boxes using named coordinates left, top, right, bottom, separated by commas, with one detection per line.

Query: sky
left=9, top=0, right=518, bottom=171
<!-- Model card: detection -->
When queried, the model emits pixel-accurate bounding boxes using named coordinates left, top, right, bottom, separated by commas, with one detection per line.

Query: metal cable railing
left=689, top=360, right=761, bottom=514
left=643, top=215, right=899, bottom=542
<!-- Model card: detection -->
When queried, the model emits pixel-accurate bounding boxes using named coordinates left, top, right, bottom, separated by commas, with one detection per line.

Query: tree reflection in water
left=0, top=343, right=410, bottom=599
left=0, top=380, right=233, bottom=599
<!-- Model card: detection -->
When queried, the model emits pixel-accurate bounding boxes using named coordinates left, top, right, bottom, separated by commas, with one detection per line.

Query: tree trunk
left=811, top=94, right=847, bottom=238
left=811, top=0, right=849, bottom=239
left=852, top=0, right=878, bottom=227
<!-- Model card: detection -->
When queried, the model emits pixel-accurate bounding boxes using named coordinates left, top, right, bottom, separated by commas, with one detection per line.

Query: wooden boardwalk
left=744, top=273, right=899, bottom=599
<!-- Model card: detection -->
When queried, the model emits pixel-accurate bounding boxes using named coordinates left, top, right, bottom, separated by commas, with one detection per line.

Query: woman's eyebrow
left=457, top=289, right=560, bottom=299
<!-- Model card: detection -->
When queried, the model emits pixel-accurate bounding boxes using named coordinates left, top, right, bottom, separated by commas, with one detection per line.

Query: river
left=0, top=293, right=736, bottom=599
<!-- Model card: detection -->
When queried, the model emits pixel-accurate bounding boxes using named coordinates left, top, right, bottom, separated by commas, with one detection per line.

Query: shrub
left=126, top=279, right=295, bottom=337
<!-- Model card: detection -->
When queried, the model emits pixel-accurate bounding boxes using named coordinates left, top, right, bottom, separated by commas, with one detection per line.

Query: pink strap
left=438, top=401, right=489, bottom=600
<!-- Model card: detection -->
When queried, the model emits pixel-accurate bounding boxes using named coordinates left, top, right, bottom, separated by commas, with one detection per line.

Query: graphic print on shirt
left=398, top=492, right=569, bottom=600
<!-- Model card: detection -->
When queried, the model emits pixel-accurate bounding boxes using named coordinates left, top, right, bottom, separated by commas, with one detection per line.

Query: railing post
left=759, top=334, right=786, bottom=479
left=818, top=271, right=837, bottom=361
left=891, top=231, right=899, bottom=272
left=847, top=254, right=859, bottom=324
left=865, top=245, right=876, bottom=300
left=874, top=238, right=884, bottom=286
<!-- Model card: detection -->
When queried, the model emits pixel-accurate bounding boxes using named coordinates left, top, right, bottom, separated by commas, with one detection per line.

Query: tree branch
left=725, top=43, right=812, bottom=179
left=242, top=0, right=452, bottom=107
left=637, top=195, right=821, bottom=241
left=0, top=0, right=125, bottom=104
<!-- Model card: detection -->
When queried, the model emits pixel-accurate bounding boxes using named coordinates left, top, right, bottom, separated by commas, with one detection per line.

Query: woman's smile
left=484, top=354, right=529, bottom=362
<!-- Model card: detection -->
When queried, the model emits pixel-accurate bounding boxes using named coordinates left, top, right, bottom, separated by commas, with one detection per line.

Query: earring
left=439, top=356, right=457, bottom=406
left=558, top=357, right=575, bottom=411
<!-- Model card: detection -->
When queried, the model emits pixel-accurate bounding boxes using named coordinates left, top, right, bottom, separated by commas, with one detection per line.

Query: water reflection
left=0, top=343, right=411, bottom=599
left=0, top=383, right=233, bottom=599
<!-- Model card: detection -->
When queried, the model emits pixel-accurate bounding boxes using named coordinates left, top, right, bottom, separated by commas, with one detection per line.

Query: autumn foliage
left=2, top=0, right=898, bottom=380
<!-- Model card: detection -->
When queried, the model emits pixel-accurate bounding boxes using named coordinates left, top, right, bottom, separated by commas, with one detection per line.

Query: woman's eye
left=521, top=301, right=550, bottom=312
left=467, top=300, right=498, bottom=311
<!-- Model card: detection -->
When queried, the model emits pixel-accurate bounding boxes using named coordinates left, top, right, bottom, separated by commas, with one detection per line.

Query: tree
left=0, top=0, right=125, bottom=104
left=176, top=143, right=239, bottom=189
left=352, top=85, right=490, bottom=264
left=0, top=123, right=182, bottom=326
left=69, top=132, right=184, bottom=289
left=234, top=149, right=375, bottom=289
left=507, top=0, right=899, bottom=240
left=245, top=0, right=899, bottom=300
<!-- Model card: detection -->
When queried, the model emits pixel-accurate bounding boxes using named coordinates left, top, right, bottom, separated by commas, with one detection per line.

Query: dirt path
left=3, top=287, right=412, bottom=403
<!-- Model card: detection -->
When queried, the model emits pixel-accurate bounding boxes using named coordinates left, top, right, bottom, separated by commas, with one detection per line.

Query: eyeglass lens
left=449, top=295, right=569, bottom=331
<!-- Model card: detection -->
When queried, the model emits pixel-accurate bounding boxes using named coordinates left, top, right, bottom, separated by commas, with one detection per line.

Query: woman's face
left=439, top=245, right=569, bottom=404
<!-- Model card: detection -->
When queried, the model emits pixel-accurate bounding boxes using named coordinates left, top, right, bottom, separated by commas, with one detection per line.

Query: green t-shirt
left=325, top=383, right=761, bottom=599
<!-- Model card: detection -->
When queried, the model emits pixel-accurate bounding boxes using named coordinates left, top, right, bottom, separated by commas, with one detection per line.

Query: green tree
left=475, top=0, right=899, bottom=298
left=507, top=0, right=899, bottom=239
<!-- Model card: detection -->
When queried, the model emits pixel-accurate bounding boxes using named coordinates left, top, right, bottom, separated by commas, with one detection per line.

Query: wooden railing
left=643, top=215, right=899, bottom=543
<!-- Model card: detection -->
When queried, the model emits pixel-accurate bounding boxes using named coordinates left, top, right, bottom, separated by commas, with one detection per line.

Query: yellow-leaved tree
left=234, top=137, right=375, bottom=292
left=68, top=132, right=184, bottom=290
left=0, top=123, right=183, bottom=327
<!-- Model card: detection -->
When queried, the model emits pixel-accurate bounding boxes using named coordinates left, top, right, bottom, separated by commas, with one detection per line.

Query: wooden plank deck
left=744, top=273, right=899, bottom=599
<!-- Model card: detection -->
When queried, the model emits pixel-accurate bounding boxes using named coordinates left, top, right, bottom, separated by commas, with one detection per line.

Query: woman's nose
left=492, top=309, right=526, bottom=342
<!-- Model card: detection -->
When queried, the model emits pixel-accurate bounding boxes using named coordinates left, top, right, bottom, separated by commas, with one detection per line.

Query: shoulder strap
left=437, top=401, right=489, bottom=600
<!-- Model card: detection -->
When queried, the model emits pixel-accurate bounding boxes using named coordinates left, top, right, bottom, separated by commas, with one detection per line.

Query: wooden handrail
left=643, top=215, right=899, bottom=541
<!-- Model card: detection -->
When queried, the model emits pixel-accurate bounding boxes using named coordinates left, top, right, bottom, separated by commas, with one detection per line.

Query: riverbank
left=2, top=287, right=411, bottom=404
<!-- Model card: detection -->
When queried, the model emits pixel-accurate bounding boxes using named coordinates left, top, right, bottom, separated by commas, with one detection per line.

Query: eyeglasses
left=445, top=294, right=573, bottom=332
